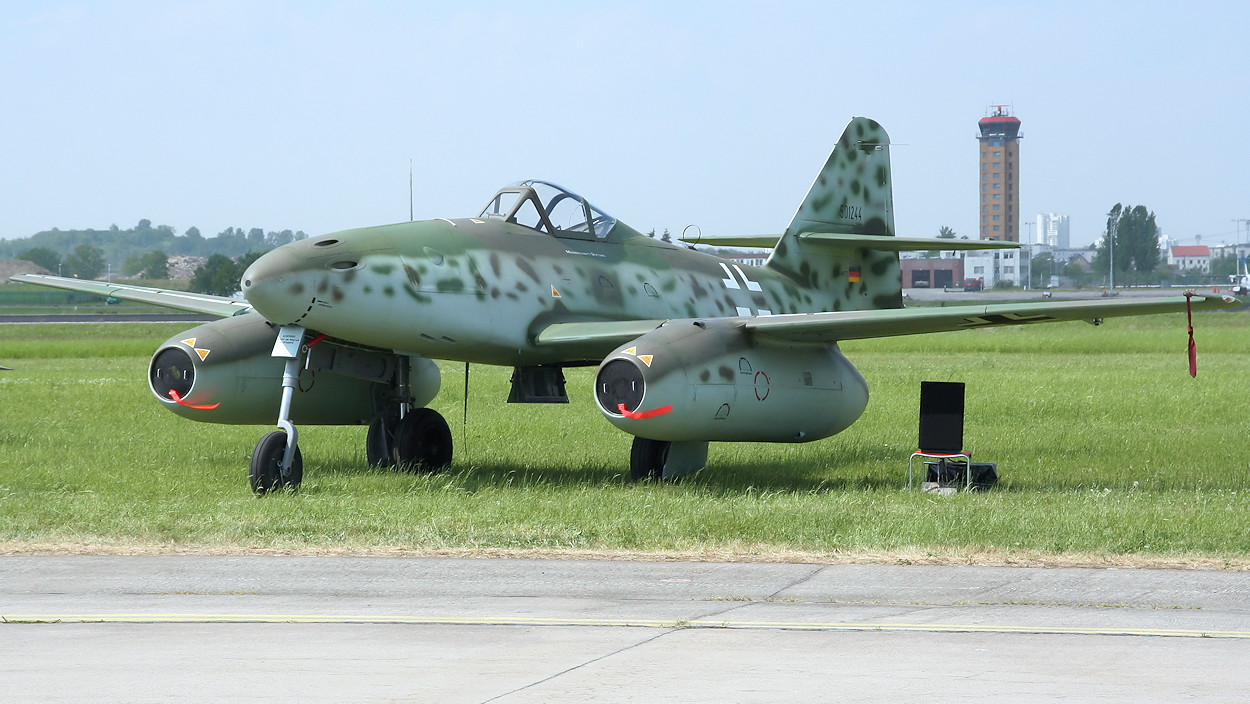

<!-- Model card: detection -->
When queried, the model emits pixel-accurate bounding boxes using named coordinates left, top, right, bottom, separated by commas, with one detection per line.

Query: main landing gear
left=628, top=437, right=708, bottom=482
left=364, top=350, right=453, bottom=473
left=249, top=325, right=453, bottom=495
left=366, top=407, right=453, bottom=471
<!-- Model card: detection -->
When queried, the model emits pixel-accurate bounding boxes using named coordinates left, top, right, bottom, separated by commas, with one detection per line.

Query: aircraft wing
left=8, top=274, right=253, bottom=318
left=533, top=318, right=669, bottom=357
left=740, top=294, right=1239, bottom=343
left=535, top=295, right=1238, bottom=352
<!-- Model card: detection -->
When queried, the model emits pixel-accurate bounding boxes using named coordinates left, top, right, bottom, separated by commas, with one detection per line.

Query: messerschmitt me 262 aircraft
left=13, top=117, right=1238, bottom=493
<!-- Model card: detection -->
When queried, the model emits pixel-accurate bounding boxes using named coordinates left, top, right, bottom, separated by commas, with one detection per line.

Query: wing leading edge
left=9, top=274, right=252, bottom=318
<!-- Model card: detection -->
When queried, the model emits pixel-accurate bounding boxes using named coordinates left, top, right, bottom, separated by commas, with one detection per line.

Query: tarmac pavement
left=2, top=555, right=1249, bottom=702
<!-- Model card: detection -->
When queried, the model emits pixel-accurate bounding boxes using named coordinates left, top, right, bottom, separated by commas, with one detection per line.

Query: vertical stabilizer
left=765, top=117, right=902, bottom=310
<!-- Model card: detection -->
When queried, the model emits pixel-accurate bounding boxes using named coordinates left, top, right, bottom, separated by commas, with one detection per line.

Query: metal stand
left=908, top=451, right=971, bottom=490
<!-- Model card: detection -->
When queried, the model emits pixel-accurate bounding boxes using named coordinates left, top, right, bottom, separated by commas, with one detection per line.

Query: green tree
left=236, top=250, right=265, bottom=272
left=61, top=244, right=106, bottom=279
left=1030, top=252, right=1055, bottom=287
left=937, top=226, right=956, bottom=239
left=661, top=228, right=671, bottom=243
left=1093, top=203, right=1162, bottom=283
left=140, top=250, right=168, bottom=279
left=18, top=247, right=61, bottom=273
left=191, top=254, right=240, bottom=296
left=120, top=252, right=146, bottom=276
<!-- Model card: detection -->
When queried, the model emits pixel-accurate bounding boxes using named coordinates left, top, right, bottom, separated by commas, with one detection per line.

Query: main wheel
left=629, top=436, right=670, bottom=482
left=391, top=408, right=453, bottom=472
left=366, top=414, right=400, bottom=468
left=249, top=430, right=303, bottom=495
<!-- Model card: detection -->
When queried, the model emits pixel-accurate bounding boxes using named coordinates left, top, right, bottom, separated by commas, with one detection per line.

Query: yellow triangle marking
left=637, top=354, right=654, bottom=367
left=181, top=338, right=197, bottom=348
left=623, top=347, right=637, bottom=357
left=551, top=285, right=561, bottom=298
left=194, top=348, right=211, bottom=361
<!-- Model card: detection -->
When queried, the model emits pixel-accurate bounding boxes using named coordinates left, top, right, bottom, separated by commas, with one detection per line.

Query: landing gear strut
left=250, top=326, right=306, bottom=495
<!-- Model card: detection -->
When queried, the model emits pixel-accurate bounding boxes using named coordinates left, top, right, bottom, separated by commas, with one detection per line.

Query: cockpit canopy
left=478, top=180, right=617, bottom=240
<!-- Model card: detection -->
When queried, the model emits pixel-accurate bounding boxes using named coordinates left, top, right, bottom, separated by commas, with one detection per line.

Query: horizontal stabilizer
left=680, top=232, right=1019, bottom=251
left=797, top=233, right=1020, bottom=251
left=679, top=233, right=782, bottom=248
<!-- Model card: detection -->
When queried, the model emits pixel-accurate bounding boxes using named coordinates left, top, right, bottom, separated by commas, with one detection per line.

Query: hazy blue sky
left=2, top=1, right=1247, bottom=250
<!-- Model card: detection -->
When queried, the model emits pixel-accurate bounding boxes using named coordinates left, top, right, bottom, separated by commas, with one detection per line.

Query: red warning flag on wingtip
left=1185, top=291, right=1198, bottom=378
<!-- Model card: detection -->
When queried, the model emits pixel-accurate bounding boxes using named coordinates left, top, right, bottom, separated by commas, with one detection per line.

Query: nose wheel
left=250, top=430, right=303, bottom=494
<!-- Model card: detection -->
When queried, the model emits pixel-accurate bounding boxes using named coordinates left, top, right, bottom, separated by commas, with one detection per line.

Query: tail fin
left=764, top=117, right=903, bottom=311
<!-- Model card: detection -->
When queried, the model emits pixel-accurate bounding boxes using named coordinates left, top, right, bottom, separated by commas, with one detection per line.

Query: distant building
left=1168, top=245, right=1211, bottom=273
left=900, top=257, right=964, bottom=289
left=962, top=248, right=1024, bottom=288
left=977, top=106, right=1022, bottom=242
left=1035, top=213, right=1070, bottom=249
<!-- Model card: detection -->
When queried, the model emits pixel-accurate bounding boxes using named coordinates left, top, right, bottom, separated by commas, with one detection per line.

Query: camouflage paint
left=241, top=119, right=903, bottom=367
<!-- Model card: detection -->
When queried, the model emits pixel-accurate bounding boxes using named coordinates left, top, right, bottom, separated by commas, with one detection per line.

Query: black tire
left=629, top=436, right=670, bottom=482
left=249, top=430, right=303, bottom=495
left=366, top=414, right=399, bottom=468
left=391, top=408, right=453, bottom=472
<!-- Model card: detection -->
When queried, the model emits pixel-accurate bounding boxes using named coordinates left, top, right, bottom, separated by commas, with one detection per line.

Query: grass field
left=1, top=310, right=1248, bottom=566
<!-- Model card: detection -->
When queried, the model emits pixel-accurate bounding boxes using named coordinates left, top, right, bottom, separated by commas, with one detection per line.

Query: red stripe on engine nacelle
left=618, top=403, right=672, bottom=419
left=168, top=389, right=220, bottom=410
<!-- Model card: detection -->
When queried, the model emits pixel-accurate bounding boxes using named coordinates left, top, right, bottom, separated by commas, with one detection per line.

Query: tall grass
left=1, top=311, right=1247, bottom=563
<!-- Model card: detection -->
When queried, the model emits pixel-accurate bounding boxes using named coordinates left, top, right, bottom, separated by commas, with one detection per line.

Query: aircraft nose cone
left=241, top=247, right=312, bottom=325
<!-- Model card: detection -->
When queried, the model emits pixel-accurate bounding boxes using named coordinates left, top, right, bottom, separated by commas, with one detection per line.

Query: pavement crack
left=477, top=629, right=674, bottom=703
left=769, top=564, right=826, bottom=600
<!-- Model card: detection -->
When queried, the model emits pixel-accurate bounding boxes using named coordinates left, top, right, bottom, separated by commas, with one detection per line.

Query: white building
left=962, top=248, right=1024, bottom=288
left=1168, top=246, right=1211, bottom=273
left=1034, top=213, right=1070, bottom=249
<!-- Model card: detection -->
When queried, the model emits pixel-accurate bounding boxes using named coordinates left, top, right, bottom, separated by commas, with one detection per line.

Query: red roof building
left=1168, top=245, right=1211, bottom=273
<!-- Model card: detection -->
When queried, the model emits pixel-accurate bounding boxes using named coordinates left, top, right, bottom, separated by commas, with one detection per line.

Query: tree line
left=1, top=220, right=307, bottom=268
left=5, top=219, right=309, bottom=295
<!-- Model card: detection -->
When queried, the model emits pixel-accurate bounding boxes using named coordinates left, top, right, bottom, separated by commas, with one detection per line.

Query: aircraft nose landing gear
left=250, top=326, right=307, bottom=495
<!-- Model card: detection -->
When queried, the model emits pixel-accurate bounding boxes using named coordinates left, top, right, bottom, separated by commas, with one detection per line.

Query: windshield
left=478, top=180, right=617, bottom=239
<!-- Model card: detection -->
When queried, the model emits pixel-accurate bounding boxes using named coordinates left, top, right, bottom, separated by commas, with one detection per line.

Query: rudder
left=765, top=117, right=902, bottom=311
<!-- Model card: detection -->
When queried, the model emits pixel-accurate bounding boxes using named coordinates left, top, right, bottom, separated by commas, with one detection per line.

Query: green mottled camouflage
left=241, top=118, right=903, bottom=365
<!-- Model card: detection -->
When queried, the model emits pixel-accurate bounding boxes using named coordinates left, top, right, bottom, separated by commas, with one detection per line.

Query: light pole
left=1023, top=220, right=1033, bottom=290
left=1107, top=214, right=1115, bottom=292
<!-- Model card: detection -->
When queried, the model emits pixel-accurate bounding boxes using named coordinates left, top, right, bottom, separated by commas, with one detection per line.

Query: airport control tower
left=977, top=106, right=1022, bottom=241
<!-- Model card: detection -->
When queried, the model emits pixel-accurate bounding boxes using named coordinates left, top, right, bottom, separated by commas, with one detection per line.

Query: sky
left=2, top=0, right=1248, bottom=252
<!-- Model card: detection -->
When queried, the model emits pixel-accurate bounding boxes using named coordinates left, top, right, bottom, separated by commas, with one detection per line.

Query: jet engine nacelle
left=148, top=313, right=439, bottom=425
left=593, top=321, right=868, bottom=443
